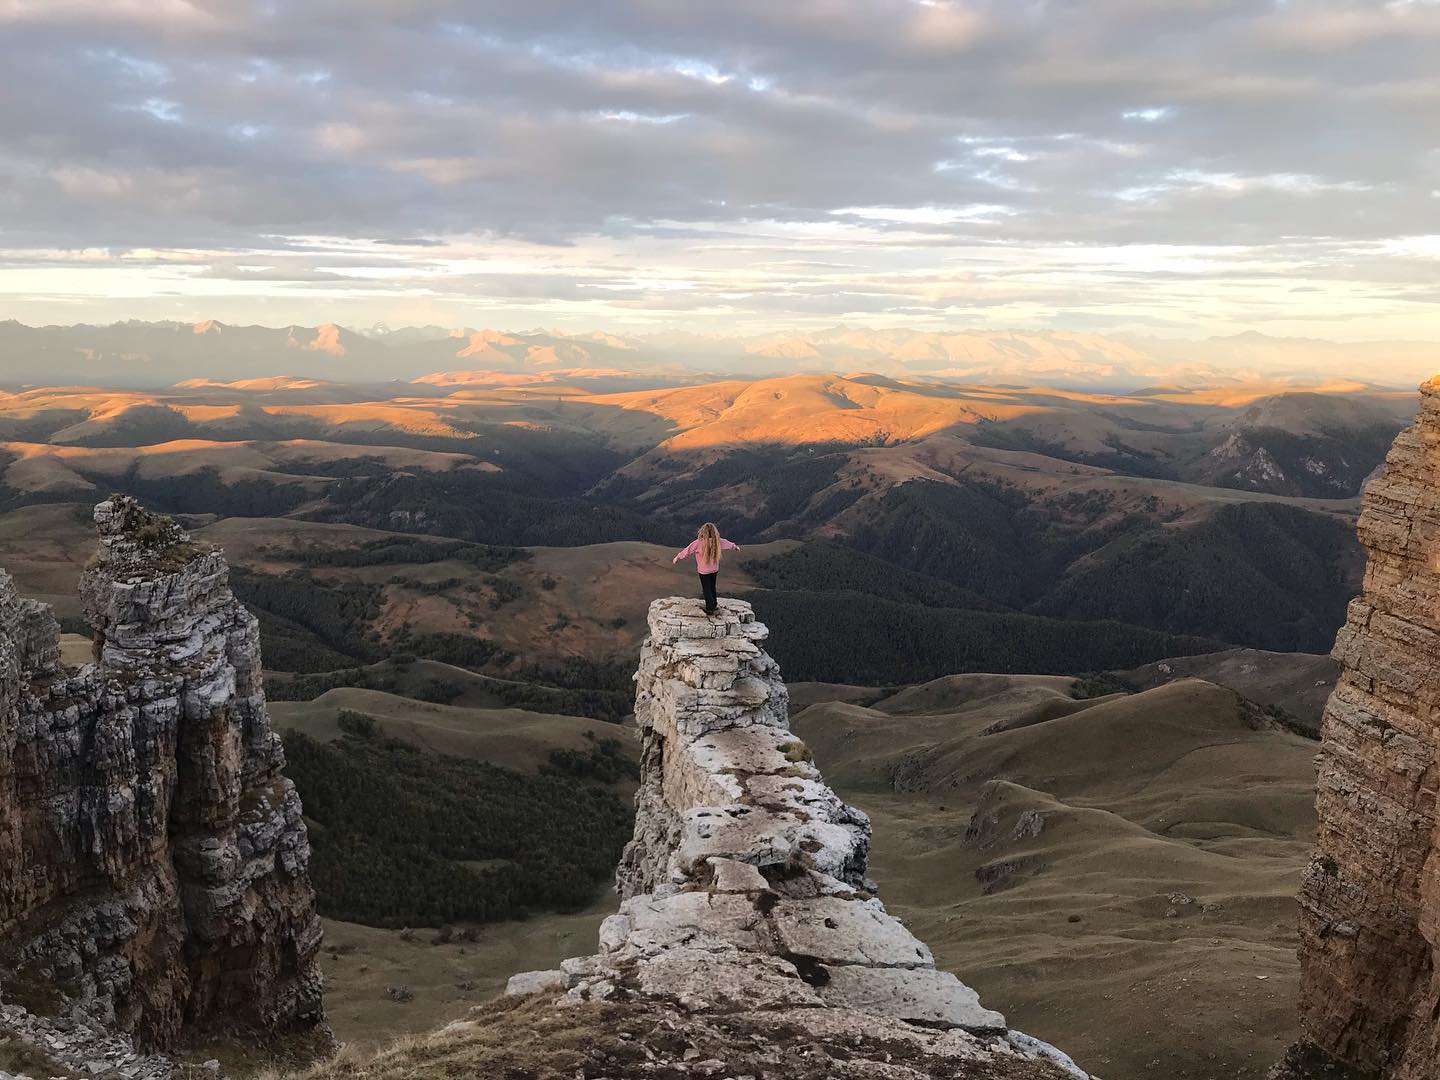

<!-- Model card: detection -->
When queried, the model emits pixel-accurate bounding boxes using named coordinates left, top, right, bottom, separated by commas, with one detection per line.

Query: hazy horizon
left=0, top=317, right=1434, bottom=390
left=3, top=314, right=1439, bottom=348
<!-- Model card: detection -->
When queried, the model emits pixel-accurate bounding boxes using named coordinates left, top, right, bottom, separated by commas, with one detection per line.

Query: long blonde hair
left=698, top=522, right=721, bottom=567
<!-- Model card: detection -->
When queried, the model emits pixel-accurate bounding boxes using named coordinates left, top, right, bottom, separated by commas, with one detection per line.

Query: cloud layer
left=0, top=0, right=1437, bottom=338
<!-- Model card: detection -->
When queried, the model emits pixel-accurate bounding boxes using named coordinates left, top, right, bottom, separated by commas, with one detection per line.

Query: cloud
left=0, top=0, right=1434, bottom=338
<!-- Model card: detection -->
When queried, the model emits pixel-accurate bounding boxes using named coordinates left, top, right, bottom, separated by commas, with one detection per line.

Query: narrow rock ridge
left=0, top=497, right=327, bottom=1053
left=1293, top=378, right=1440, bottom=1079
left=509, top=596, right=1086, bottom=1079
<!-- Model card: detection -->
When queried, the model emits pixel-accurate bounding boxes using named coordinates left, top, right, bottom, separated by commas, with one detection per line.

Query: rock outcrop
left=1293, top=378, right=1440, bottom=1078
left=0, top=498, right=326, bottom=1052
left=509, top=596, right=1085, bottom=1079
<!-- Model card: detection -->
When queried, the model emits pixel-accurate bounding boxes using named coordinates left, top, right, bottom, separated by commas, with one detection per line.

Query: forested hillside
left=0, top=374, right=1398, bottom=688
left=746, top=590, right=1220, bottom=684
left=284, top=728, right=632, bottom=926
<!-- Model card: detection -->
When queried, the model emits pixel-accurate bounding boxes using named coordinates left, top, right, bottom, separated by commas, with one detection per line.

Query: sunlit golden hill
left=0, top=374, right=1414, bottom=505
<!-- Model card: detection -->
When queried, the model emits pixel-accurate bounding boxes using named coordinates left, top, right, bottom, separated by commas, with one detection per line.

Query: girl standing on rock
left=672, top=522, right=739, bottom=616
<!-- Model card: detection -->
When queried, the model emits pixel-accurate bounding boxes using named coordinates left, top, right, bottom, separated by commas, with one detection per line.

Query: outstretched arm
left=673, top=540, right=697, bottom=564
left=720, top=539, right=740, bottom=551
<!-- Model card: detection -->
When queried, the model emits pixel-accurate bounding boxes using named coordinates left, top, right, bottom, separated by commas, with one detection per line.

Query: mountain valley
left=0, top=361, right=1426, bottom=1080
left=0, top=370, right=1410, bottom=673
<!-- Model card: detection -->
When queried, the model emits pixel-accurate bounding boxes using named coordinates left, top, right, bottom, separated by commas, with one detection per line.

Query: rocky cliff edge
left=1285, top=377, right=1440, bottom=1079
left=505, top=596, right=1086, bottom=1080
left=0, top=497, right=328, bottom=1068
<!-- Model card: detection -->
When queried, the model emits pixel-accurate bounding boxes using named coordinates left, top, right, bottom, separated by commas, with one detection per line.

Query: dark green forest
left=849, top=477, right=1138, bottom=602
left=968, top=425, right=1183, bottom=481
left=842, top=479, right=1360, bottom=652
left=746, top=540, right=1005, bottom=611
left=307, top=470, right=682, bottom=547
left=744, top=589, right=1220, bottom=684
left=390, top=630, right=513, bottom=670
left=597, top=444, right=867, bottom=537
left=82, top=466, right=310, bottom=518
left=282, top=535, right=529, bottom=572
left=265, top=657, right=634, bottom=722
left=483, top=680, right=631, bottom=723
left=228, top=471, right=1359, bottom=688
left=1031, top=501, right=1360, bottom=651
left=283, top=730, right=632, bottom=927
left=1207, top=422, right=1402, bottom=498
left=229, top=569, right=384, bottom=672
left=542, top=733, right=641, bottom=784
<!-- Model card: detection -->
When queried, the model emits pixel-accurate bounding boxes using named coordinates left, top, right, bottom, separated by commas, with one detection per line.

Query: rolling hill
left=248, top=656, right=1325, bottom=1080
left=0, top=369, right=1407, bottom=684
left=792, top=675, right=1318, bottom=1080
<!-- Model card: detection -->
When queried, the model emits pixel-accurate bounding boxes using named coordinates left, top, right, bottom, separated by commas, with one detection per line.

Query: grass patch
left=1235, top=692, right=1318, bottom=740
left=283, top=536, right=529, bottom=572
left=265, top=993, right=1067, bottom=1080
left=0, top=1028, right=73, bottom=1080
left=389, top=630, right=513, bottom=671
left=778, top=740, right=813, bottom=764
left=1071, top=672, right=1135, bottom=700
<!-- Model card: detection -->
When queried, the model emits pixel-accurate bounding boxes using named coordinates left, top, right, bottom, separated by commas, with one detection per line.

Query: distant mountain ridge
left=0, top=319, right=1433, bottom=389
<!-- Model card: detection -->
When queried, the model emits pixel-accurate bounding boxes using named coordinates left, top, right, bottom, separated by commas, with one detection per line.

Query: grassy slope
left=1120, top=648, right=1338, bottom=735
left=270, top=666, right=1319, bottom=1080
left=793, top=676, right=1316, bottom=1080
left=271, top=687, right=636, bottom=773
left=0, top=503, right=94, bottom=621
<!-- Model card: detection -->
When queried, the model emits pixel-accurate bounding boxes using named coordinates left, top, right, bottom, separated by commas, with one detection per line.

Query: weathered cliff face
left=0, top=497, right=326, bottom=1050
left=508, top=596, right=1085, bottom=1079
left=1295, top=378, right=1440, bottom=1079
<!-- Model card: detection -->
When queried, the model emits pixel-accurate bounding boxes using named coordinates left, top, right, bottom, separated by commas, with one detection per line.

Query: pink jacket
left=673, top=537, right=739, bottom=575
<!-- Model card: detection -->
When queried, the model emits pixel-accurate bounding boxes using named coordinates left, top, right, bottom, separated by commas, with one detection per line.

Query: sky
left=0, top=0, right=1437, bottom=340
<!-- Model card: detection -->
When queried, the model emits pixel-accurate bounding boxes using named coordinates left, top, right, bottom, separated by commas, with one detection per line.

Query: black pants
left=699, top=572, right=718, bottom=613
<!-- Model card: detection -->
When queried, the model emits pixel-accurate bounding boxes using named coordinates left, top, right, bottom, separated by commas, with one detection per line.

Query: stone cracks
left=1295, top=379, right=1440, bottom=1080
left=0, top=497, right=327, bottom=1055
left=509, top=596, right=1087, bottom=1079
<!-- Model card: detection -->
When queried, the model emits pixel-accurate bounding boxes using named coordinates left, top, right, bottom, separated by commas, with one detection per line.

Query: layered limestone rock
left=0, top=497, right=326, bottom=1051
left=509, top=596, right=1086, bottom=1079
left=1294, top=378, right=1440, bottom=1079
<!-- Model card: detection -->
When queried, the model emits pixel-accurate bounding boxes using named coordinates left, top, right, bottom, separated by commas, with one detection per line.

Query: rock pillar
left=0, top=497, right=327, bottom=1049
left=509, top=596, right=1086, bottom=1078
